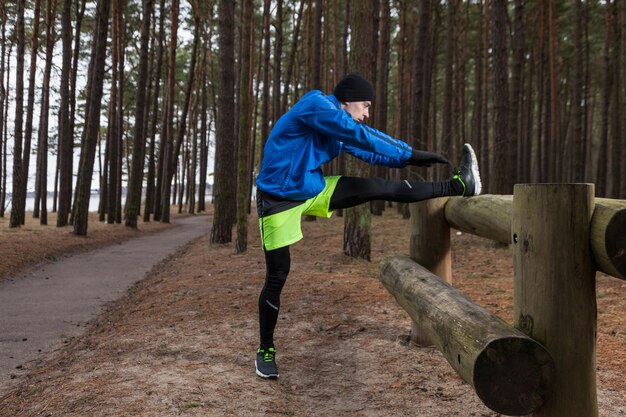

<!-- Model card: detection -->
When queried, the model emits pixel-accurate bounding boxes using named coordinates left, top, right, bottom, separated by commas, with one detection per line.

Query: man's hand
left=407, top=149, right=450, bottom=167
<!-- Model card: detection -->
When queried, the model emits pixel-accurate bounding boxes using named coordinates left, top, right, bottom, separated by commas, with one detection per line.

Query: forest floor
left=0, top=204, right=624, bottom=416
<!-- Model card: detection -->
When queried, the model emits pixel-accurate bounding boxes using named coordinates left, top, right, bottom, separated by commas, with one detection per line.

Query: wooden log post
left=380, top=255, right=554, bottom=416
left=512, top=184, right=597, bottom=417
left=408, top=198, right=451, bottom=345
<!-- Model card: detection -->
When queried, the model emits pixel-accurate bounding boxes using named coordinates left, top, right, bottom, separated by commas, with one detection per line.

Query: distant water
left=8, top=188, right=213, bottom=214
left=12, top=194, right=103, bottom=213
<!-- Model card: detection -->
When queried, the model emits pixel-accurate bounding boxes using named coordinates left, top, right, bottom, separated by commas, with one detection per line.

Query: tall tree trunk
left=609, top=0, right=622, bottom=198
left=9, top=0, right=26, bottom=228
left=480, top=0, right=490, bottom=186
left=371, top=0, right=390, bottom=216
left=441, top=0, right=456, bottom=167
left=236, top=0, right=254, bottom=253
left=547, top=0, right=559, bottom=182
left=107, top=0, right=121, bottom=224
left=100, top=121, right=110, bottom=221
left=281, top=0, right=305, bottom=114
left=211, top=0, right=237, bottom=243
left=34, top=0, right=57, bottom=224
left=157, top=0, right=180, bottom=222
left=312, top=0, right=323, bottom=89
left=343, top=0, right=375, bottom=260
left=162, top=3, right=198, bottom=223
left=57, top=0, right=73, bottom=226
left=115, top=7, right=126, bottom=225
left=0, top=4, right=7, bottom=218
left=188, top=105, right=198, bottom=214
left=613, top=1, right=626, bottom=199
left=260, top=0, right=271, bottom=159
left=535, top=0, right=548, bottom=183
left=18, top=0, right=42, bottom=224
left=413, top=0, right=433, bottom=153
left=144, top=0, right=166, bottom=222
left=69, top=0, right=87, bottom=192
left=491, top=0, right=511, bottom=194
left=72, top=0, right=112, bottom=235
left=272, top=0, right=283, bottom=125
left=198, top=54, right=208, bottom=213
left=510, top=0, right=525, bottom=184
left=471, top=0, right=485, bottom=182
left=125, top=0, right=154, bottom=227
left=0, top=39, right=9, bottom=218
left=571, top=0, right=585, bottom=182
left=0, top=41, right=13, bottom=217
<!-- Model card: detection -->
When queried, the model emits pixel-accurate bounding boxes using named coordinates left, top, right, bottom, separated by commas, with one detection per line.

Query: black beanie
left=332, top=74, right=374, bottom=102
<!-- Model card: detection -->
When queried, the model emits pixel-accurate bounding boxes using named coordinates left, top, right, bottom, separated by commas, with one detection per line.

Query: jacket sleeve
left=339, top=143, right=408, bottom=167
left=297, top=93, right=412, bottom=164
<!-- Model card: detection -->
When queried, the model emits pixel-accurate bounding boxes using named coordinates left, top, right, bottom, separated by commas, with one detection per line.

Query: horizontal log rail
left=380, top=255, right=554, bottom=416
left=444, top=195, right=626, bottom=280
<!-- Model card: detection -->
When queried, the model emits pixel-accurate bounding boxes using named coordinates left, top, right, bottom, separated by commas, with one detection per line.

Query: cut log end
left=473, top=337, right=554, bottom=416
left=605, top=209, right=626, bottom=279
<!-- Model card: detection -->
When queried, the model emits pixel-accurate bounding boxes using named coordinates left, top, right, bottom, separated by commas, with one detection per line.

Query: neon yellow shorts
left=258, top=176, right=341, bottom=251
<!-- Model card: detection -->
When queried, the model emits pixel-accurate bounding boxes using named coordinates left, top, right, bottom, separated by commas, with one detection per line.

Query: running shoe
left=452, top=143, right=482, bottom=196
left=255, top=346, right=279, bottom=379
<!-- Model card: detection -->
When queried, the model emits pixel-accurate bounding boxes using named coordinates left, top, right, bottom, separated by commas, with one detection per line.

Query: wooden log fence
left=379, top=184, right=626, bottom=417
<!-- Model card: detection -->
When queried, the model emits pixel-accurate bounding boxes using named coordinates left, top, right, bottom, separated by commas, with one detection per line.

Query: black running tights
left=258, top=176, right=454, bottom=347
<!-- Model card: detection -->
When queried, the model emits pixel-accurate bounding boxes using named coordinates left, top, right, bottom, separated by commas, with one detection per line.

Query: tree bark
left=162, top=3, right=198, bottom=223
left=144, top=0, right=166, bottom=222
left=197, top=52, right=208, bottom=213
left=0, top=5, right=7, bottom=218
left=107, top=0, right=121, bottom=224
left=272, top=0, right=283, bottom=125
left=9, top=0, right=26, bottom=228
left=18, top=0, right=42, bottom=225
left=1, top=37, right=12, bottom=218
left=343, top=0, right=375, bottom=260
left=491, top=0, right=511, bottom=194
left=34, top=0, right=57, bottom=224
left=157, top=0, right=180, bottom=222
left=211, top=0, right=237, bottom=243
left=72, top=0, right=112, bottom=235
left=571, top=0, right=585, bottom=182
left=371, top=0, right=390, bottom=216
left=510, top=0, right=525, bottom=183
left=57, top=0, right=74, bottom=226
left=260, top=0, right=271, bottom=159
left=236, top=0, right=254, bottom=253
left=441, top=0, right=456, bottom=166
left=125, top=0, right=155, bottom=227
left=281, top=0, right=304, bottom=114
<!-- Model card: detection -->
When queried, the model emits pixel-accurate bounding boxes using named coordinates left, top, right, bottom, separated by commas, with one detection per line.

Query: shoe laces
left=260, top=347, right=276, bottom=363
left=452, top=170, right=467, bottom=196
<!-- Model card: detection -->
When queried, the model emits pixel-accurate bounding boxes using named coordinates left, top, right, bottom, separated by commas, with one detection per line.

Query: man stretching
left=254, top=74, right=481, bottom=379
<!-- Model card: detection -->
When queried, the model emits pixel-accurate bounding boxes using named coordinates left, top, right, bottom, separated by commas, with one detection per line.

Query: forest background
left=0, top=0, right=625, bottom=259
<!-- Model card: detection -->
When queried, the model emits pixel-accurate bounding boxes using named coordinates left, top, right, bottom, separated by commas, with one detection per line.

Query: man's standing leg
left=256, top=245, right=290, bottom=379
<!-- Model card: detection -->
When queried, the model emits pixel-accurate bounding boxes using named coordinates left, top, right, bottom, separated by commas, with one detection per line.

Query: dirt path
left=0, top=210, right=624, bottom=416
left=0, top=215, right=209, bottom=395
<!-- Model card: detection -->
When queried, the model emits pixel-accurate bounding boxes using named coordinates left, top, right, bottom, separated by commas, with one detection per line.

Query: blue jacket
left=255, top=90, right=413, bottom=200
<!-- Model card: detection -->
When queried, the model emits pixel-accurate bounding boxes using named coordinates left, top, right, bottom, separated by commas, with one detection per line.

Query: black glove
left=407, top=149, right=450, bottom=167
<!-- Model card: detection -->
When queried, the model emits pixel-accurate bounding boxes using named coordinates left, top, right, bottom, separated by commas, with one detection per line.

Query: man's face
left=342, top=101, right=371, bottom=123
